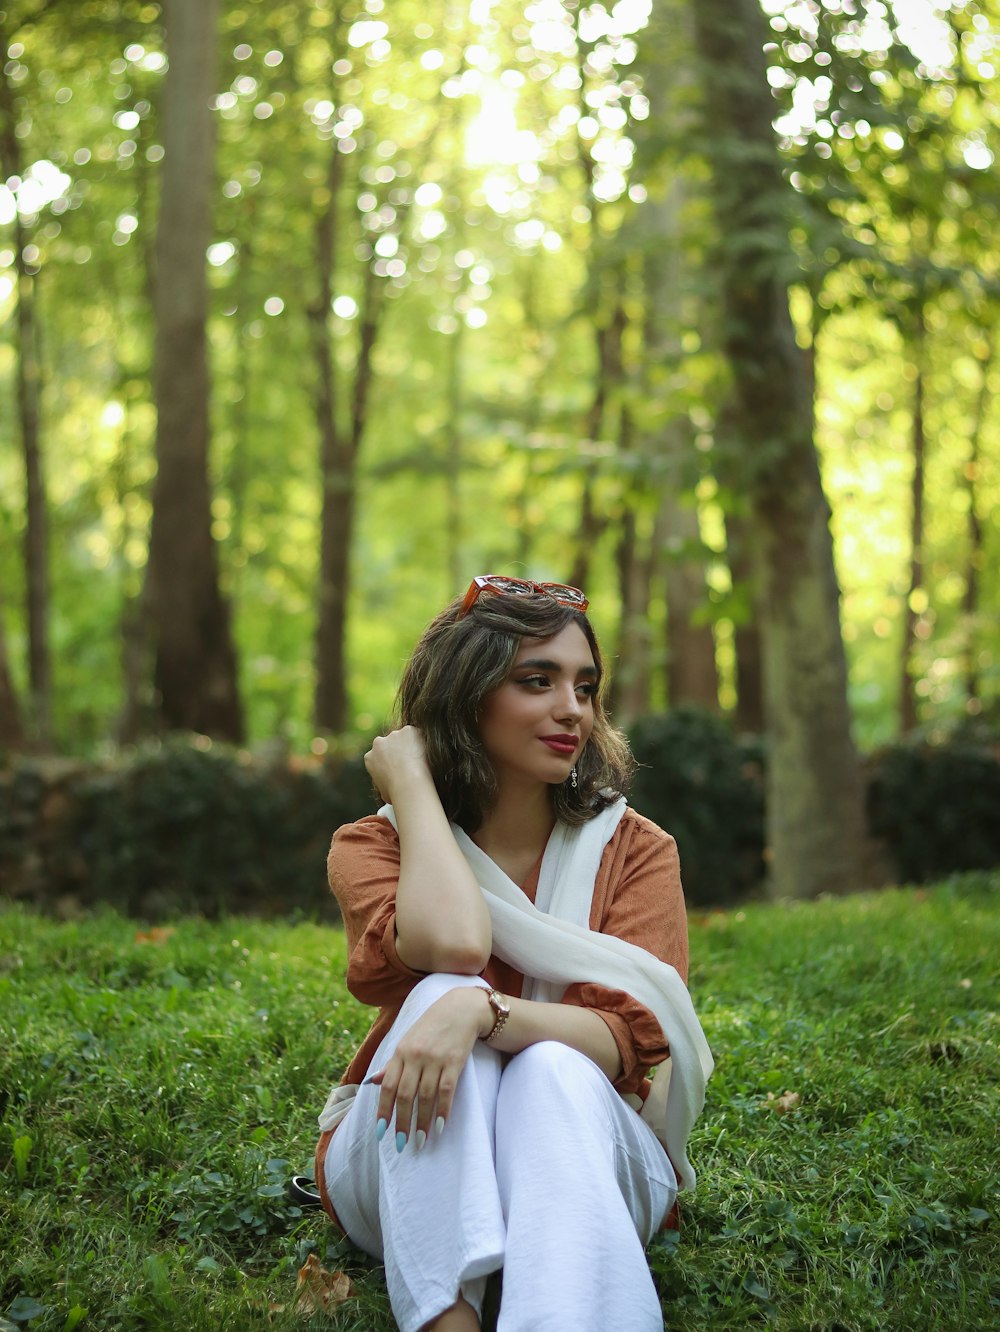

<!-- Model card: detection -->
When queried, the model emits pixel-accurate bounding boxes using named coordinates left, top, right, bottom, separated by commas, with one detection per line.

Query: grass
left=1, top=871, right=997, bottom=1331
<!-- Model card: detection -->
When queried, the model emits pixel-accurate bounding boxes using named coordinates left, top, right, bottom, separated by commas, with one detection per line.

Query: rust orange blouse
left=326, top=806, right=689, bottom=1098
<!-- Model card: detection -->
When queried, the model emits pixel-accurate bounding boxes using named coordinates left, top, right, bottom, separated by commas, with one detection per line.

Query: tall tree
left=0, top=20, right=51, bottom=746
left=145, top=0, right=243, bottom=740
left=0, top=590, right=26, bottom=753
left=900, top=303, right=927, bottom=734
left=690, top=0, right=876, bottom=898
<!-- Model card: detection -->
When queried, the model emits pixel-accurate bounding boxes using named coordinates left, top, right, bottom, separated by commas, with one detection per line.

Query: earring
left=570, top=765, right=578, bottom=789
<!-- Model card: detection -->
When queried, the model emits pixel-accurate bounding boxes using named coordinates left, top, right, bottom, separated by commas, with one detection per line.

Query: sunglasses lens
left=552, top=584, right=586, bottom=606
left=486, top=577, right=533, bottom=596
left=462, top=575, right=588, bottom=616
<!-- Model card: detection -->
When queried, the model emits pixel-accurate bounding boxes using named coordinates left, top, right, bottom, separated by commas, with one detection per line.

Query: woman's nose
left=555, top=687, right=584, bottom=721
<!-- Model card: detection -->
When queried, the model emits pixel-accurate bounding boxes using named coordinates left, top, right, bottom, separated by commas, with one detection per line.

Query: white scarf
left=319, top=799, right=713, bottom=1191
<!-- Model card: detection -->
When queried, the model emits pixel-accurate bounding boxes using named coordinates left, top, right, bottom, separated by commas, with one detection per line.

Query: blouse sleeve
left=327, top=816, right=425, bottom=1008
left=560, top=813, right=689, bottom=1095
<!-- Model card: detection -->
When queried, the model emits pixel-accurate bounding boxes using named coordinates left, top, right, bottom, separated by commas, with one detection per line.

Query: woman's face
left=477, top=621, right=597, bottom=792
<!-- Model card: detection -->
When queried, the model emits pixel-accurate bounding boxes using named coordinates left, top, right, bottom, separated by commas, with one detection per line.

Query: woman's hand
left=369, top=986, right=493, bottom=1150
left=365, top=726, right=433, bottom=806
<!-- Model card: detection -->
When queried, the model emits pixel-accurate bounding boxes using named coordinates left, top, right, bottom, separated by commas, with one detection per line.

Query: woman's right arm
left=365, top=726, right=492, bottom=975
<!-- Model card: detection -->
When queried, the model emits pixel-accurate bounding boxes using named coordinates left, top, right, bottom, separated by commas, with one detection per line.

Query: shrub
left=0, top=740, right=376, bottom=919
left=867, top=725, right=1000, bottom=884
left=627, top=707, right=765, bottom=907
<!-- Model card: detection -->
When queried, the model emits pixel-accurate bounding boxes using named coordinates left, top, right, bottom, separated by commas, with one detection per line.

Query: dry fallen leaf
left=134, top=926, right=176, bottom=945
left=295, top=1253, right=355, bottom=1318
left=763, top=1090, right=801, bottom=1114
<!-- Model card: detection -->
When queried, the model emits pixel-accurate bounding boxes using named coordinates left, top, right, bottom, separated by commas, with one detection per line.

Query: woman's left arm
left=486, top=993, right=622, bottom=1079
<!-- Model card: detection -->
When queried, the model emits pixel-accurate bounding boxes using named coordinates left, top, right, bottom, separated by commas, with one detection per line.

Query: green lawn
left=1, top=872, right=997, bottom=1331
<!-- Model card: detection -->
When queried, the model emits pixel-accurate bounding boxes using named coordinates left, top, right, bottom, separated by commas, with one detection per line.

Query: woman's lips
left=540, top=737, right=577, bottom=755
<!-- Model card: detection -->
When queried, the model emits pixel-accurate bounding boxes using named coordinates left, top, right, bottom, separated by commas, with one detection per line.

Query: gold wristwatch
left=480, top=987, right=511, bottom=1043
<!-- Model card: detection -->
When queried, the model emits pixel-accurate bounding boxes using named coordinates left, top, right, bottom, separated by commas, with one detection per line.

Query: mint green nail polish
left=415, top=1129, right=427, bottom=1150
left=395, top=1131, right=407, bottom=1154
left=375, top=1117, right=388, bottom=1141
left=435, top=1115, right=445, bottom=1136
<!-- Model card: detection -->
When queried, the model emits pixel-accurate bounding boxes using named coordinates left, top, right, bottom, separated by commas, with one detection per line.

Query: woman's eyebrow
left=515, top=657, right=599, bottom=678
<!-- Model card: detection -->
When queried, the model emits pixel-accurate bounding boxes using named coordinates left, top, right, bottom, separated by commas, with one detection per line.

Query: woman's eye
left=518, top=675, right=549, bottom=689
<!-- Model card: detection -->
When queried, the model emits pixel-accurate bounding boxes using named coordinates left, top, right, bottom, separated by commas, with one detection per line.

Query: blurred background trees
left=1, top=0, right=998, bottom=898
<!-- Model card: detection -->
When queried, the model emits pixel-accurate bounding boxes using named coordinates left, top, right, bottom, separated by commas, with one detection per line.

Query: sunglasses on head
left=459, top=574, right=589, bottom=618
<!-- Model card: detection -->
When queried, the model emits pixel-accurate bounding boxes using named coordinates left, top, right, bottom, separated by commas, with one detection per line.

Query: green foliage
left=628, top=707, right=765, bottom=906
left=867, top=722, right=1000, bottom=883
left=1, top=876, right=998, bottom=1329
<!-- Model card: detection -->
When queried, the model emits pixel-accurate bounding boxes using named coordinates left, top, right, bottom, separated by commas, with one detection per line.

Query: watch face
left=493, top=991, right=510, bottom=1017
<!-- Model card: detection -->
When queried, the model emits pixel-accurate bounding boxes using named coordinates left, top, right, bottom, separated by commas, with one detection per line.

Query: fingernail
left=415, top=1129, right=427, bottom=1150
left=375, top=1117, right=388, bottom=1141
left=395, top=1132, right=407, bottom=1154
left=435, top=1116, right=445, bottom=1136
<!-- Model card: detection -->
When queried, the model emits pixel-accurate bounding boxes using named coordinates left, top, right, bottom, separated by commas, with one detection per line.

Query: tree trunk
left=115, top=393, right=152, bottom=745
left=444, top=312, right=465, bottom=593
left=0, top=590, right=26, bottom=753
left=637, top=174, right=718, bottom=714
left=568, top=302, right=623, bottom=591
left=963, top=328, right=992, bottom=707
left=726, top=510, right=765, bottom=733
left=310, top=116, right=347, bottom=734
left=612, top=502, right=653, bottom=725
left=660, top=483, right=719, bottom=711
left=0, top=52, right=51, bottom=747
left=899, top=307, right=926, bottom=735
left=146, top=0, right=244, bottom=741
left=691, top=0, right=876, bottom=898
left=313, top=159, right=383, bottom=734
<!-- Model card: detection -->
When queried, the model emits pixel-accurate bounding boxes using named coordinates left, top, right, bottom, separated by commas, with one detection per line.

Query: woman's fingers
left=390, top=1065, right=422, bottom=1151
left=372, top=988, right=487, bottom=1149
left=431, top=1067, right=459, bottom=1130
left=374, top=1056, right=402, bottom=1141
left=374, top=1058, right=463, bottom=1151
left=412, top=1065, right=444, bottom=1147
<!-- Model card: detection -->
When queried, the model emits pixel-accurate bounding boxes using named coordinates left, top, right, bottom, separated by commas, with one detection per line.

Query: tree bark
left=612, top=497, right=655, bottom=726
left=568, top=302, right=623, bottom=591
left=726, top=510, right=765, bottom=733
left=638, top=176, right=718, bottom=714
left=0, top=49, right=51, bottom=747
left=962, top=328, right=992, bottom=707
left=659, top=482, right=719, bottom=711
left=899, top=306, right=926, bottom=735
left=0, top=590, right=26, bottom=753
left=146, top=0, right=244, bottom=741
left=444, top=312, right=465, bottom=593
left=691, top=0, right=876, bottom=898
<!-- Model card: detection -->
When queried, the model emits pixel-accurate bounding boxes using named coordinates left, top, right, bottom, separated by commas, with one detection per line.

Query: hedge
left=1, top=715, right=998, bottom=918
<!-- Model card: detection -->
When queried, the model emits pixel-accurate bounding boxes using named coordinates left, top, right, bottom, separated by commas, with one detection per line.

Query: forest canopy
left=1, top=0, right=997, bottom=763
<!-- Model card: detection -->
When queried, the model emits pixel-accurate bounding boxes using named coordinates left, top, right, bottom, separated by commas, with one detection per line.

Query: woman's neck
left=473, top=782, right=555, bottom=866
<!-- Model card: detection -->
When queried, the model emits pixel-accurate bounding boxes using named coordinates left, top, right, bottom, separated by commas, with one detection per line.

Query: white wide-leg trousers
left=324, top=973, right=677, bottom=1332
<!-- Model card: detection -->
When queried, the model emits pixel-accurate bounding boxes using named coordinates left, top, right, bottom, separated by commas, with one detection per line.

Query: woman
left=314, top=576, right=713, bottom=1332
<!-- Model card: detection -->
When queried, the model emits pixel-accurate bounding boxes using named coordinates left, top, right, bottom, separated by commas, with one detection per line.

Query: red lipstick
left=540, top=735, right=577, bottom=755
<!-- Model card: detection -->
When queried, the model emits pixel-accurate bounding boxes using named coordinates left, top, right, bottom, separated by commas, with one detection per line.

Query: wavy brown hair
left=395, top=591, right=635, bottom=831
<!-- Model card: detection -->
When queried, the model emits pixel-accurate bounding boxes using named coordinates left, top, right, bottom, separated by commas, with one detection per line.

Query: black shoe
left=288, top=1174, right=324, bottom=1207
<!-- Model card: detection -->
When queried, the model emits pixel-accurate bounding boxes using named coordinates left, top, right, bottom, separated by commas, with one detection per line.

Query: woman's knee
left=498, top=1040, right=610, bottom=1111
